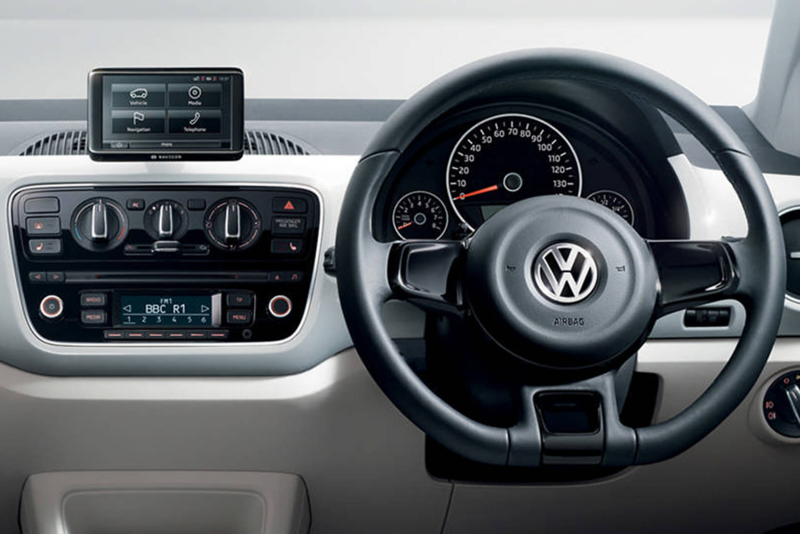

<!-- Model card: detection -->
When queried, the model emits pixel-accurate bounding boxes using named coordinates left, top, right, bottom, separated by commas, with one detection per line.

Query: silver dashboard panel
left=0, top=156, right=356, bottom=376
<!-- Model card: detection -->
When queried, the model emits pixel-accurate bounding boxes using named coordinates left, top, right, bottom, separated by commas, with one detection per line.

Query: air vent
left=19, top=131, right=87, bottom=156
left=243, top=130, right=314, bottom=155
left=17, top=130, right=315, bottom=156
left=782, top=207, right=800, bottom=300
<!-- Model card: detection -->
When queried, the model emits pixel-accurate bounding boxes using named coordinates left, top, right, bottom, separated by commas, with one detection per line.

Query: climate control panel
left=11, top=185, right=320, bottom=343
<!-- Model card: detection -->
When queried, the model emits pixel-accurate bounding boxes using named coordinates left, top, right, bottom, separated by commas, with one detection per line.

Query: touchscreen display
left=120, top=295, right=216, bottom=328
left=89, top=68, right=244, bottom=161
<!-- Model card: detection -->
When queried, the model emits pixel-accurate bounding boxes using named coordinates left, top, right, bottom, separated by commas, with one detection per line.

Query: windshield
left=0, top=1, right=774, bottom=103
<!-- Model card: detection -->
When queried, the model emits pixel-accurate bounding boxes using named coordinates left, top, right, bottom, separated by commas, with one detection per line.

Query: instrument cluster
left=377, top=103, right=685, bottom=242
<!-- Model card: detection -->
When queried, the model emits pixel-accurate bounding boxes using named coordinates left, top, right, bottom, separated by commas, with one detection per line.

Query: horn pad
left=464, top=195, right=659, bottom=369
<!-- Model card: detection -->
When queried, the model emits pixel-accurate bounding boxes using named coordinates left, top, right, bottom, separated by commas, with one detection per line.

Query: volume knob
left=71, top=198, right=128, bottom=251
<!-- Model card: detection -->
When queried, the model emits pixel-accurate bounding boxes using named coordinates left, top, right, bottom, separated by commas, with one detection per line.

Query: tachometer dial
left=447, top=113, right=581, bottom=230
left=393, top=191, right=449, bottom=240
left=587, top=190, right=634, bottom=225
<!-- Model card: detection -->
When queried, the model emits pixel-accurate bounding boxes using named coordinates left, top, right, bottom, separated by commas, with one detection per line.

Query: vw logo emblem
left=533, top=243, right=598, bottom=304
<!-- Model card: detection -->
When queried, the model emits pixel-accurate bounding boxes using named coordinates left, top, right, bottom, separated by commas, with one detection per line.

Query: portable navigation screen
left=120, top=295, right=218, bottom=328
left=88, top=68, right=244, bottom=161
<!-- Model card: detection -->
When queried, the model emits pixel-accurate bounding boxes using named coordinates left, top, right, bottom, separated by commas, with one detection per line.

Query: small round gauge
left=587, top=190, right=634, bottom=226
left=392, top=191, right=449, bottom=240
left=447, top=113, right=582, bottom=230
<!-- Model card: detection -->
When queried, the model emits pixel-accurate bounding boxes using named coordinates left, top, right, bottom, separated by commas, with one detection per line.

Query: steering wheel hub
left=464, top=195, right=659, bottom=369
left=532, top=241, right=599, bottom=304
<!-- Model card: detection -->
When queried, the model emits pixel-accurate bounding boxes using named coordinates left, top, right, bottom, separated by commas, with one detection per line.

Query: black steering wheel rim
left=336, top=49, right=785, bottom=467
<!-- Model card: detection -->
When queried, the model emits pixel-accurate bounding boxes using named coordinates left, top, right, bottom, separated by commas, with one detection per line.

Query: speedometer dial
left=446, top=113, right=581, bottom=230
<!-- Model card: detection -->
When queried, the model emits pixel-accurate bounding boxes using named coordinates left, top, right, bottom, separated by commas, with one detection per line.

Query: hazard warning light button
left=272, top=197, right=308, bottom=214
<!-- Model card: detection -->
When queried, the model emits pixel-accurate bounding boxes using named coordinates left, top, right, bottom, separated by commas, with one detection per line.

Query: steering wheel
left=335, top=49, right=785, bottom=467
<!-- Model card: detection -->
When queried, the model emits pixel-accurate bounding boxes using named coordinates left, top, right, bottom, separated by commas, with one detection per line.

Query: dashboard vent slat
left=19, top=130, right=87, bottom=156
left=18, top=129, right=314, bottom=156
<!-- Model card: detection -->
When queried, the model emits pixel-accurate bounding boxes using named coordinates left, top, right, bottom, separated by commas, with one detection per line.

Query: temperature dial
left=71, top=198, right=129, bottom=251
left=392, top=191, right=448, bottom=240
left=763, top=370, right=800, bottom=437
left=144, top=200, right=188, bottom=240
left=204, top=198, right=262, bottom=251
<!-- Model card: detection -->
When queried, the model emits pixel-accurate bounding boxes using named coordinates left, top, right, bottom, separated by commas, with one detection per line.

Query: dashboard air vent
left=19, top=131, right=87, bottom=156
left=243, top=130, right=314, bottom=155
left=17, top=130, right=315, bottom=156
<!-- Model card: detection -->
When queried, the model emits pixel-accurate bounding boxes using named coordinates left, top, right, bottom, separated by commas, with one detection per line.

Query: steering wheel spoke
left=649, top=239, right=742, bottom=316
left=387, top=240, right=465, bottom=312
left=508, top=358, right=638, bottom=467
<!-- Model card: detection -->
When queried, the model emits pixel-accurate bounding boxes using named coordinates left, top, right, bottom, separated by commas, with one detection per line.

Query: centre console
left=11, top=184, right=320, bottom=344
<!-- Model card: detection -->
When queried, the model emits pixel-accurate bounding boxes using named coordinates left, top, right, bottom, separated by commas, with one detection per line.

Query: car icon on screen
left=129, top=88, right=148, bottom=99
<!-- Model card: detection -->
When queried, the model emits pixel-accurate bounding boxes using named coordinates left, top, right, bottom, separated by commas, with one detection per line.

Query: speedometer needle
left=456, top=184, right=499, bottom=200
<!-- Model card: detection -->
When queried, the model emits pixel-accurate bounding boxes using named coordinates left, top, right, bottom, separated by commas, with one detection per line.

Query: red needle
left=456, top=184, right=499, bottom=200
left=397, top=221, right=413, bottom=230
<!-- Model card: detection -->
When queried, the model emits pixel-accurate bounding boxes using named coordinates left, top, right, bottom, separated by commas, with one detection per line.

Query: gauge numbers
left=393, top=191, right=449, bottom=240
left=447, top=113, right=582, bottom=230
left=587, top=190, right=634, bottom=225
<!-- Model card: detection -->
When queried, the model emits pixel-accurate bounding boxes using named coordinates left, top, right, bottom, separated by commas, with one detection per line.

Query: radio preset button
left=104, top=331, right=124, bottom=340
left=81, top=310, right=107, bottom=325
left=268, top=295, right=292, bottom=318
left=39, top=295, right=64, bottom=320
left=80, top=293, right=107, bottom=307
left=209, top=331, right=229, bottom=340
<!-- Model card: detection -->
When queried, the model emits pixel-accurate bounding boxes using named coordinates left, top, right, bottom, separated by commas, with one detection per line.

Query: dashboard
left=2, top=42, right=800, bottom=534
left=1, top=5, right=800, bottom=534
left=0, top=78, right=769, bottom=378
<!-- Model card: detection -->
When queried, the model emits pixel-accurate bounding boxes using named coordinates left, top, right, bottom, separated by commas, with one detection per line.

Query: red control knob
left=268, top=295, right=292, bottom=318
left=39, top=295, right=64, bottom=320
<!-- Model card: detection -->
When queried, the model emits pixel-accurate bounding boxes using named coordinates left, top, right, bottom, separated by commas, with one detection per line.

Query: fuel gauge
left=393, top=191, right=449, bottom=240
left=587, top=190, right=634, bottom=226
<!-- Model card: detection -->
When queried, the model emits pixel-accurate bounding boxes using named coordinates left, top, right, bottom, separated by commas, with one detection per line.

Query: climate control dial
left=204, top=198, right=262, bottom=251
left=71, top=198, right=129, bottom=251
left=144, top=200, right=188, bottom=241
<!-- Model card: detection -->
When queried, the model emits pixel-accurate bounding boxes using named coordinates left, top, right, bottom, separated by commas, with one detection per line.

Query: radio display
left=88, top=68, right=244, bottom=161
left=120, top=295, right=219, bottom=328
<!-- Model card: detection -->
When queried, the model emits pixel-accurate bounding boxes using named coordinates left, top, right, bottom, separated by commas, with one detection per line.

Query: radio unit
left=11, top=185, right=320, bottom=343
